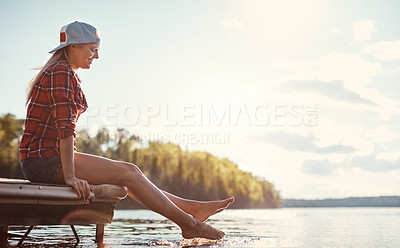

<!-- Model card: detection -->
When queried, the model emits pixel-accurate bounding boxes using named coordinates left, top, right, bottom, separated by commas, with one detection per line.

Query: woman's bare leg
left=55, top=152, right=226, bottom=239
left=56, top=153, right=234, bottom=222
left=129, top=190, right=234, bottom=222
left=161, top=192, right=234, bottom=222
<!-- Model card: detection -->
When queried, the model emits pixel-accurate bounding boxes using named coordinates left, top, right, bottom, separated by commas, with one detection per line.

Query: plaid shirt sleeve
left=19, top=62, right=87, bottom=160
left=45, top=64, right=80, bottom=139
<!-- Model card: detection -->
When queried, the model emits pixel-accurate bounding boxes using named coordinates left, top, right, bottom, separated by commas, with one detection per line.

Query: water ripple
left=5, top=208, right=400, bottom=247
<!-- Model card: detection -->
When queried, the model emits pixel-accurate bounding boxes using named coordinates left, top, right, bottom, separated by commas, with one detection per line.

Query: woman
left=19, top=21, right=234, bottom=240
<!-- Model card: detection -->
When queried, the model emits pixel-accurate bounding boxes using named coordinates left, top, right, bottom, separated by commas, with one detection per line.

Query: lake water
left=8, top=208, right=400, bottom=247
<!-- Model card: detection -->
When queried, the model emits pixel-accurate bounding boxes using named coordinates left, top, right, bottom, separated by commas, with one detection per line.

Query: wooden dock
left=0, top=178, right=127, bottom=246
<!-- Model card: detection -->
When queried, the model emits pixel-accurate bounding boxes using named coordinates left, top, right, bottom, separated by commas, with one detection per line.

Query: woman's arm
left=45, top=64, right=92, bottom=201
left=60, top=135, right=92, bottom=201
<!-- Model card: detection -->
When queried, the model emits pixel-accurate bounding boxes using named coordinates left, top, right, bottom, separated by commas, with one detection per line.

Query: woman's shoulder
left=45, top=61, right=73, bottom=74
left=40, top=61, right=80, bottom=87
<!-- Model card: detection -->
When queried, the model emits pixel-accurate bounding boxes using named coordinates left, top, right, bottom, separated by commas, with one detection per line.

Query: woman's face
left=69, top=42, right=100, bottom=70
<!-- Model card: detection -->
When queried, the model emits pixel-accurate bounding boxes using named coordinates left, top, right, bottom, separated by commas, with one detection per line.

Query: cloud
left=365, top=125, right=400, bottom=144
left=376, top=152, right=400, bottom=162
left=351, top=154, right=400, bottom=172
left=261, top=131, right=356, bottom=154
left=302, top=159, right=338, bottom=176
left=281, top=80, right=376, bottom=106
left=221, top=14, right=245, bottom=31
left=302, top=150, right=400, bottom=176
left=275, top=52, right=381, bottom=88
left=353, top=20, right=377, bottom=43
left=362, top=40, right=400, bottom=61
left=273, top=53, right=400, bottom=120
left=317, top=145, right=357, bottom=154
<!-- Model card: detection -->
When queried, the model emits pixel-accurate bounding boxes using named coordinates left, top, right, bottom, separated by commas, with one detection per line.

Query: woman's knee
left=117, top=161, right=144, bottom=181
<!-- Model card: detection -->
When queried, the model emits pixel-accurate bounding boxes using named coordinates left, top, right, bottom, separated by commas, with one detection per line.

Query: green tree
left=0, top=113, right=281, bottom=208
left=0, top=114, right=24, bottom=177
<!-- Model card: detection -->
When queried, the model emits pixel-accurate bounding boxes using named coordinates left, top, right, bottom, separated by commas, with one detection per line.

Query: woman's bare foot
left=181, top=218, right=225, bottom=240
left=191, top=197, right=235, bottom=222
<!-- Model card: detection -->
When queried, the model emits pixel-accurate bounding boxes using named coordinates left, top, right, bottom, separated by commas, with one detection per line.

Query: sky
left=1, top=0, right=399, bottom=199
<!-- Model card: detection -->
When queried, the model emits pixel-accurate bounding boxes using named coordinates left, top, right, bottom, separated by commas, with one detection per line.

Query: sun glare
left=241, top=0, right=322, bottom=44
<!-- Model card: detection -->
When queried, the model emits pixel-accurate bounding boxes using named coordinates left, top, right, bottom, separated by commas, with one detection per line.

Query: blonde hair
left=25, top=48, right=71, bottom=105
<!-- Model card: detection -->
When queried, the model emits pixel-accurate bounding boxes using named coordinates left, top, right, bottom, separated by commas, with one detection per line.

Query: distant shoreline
left=282, top=196, right=400, bottom=208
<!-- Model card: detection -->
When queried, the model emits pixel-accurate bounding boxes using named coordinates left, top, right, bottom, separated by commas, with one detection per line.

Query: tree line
left=0, top=113, right=281, bottom=208
left=282, top=196, right=400, bottom=207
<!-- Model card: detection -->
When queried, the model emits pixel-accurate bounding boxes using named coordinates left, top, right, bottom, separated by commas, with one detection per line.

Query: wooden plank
left=0, top=202, right=115, bottom=225
left=0, top=179, right=127, bottom=245
left=0, top=181, right=82, bottom=199
left=0, top=198, right=88, bottom=205
left=0, top=197, right=117, bottom=205
left=0, top=183, right=126, bottom=200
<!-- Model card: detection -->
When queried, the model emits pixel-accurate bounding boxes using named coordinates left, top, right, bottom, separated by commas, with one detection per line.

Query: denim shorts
left=21, top=156, right=62, bottom=184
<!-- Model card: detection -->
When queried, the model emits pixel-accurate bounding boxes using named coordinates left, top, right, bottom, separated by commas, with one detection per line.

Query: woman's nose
left=93, top=50, right=99, bottom=59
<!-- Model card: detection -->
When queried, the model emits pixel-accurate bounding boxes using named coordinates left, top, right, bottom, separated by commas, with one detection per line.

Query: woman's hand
left=60, top=136, right=93, bottom=202
left=65, top=176, right=93, bottom=202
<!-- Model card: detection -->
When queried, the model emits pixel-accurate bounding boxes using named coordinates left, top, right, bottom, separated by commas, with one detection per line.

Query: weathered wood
left=0, top=178, right=127, bottom=245
left=0, top=179, right=127, bottom=201
left=0, top=202, right=116, bottom=225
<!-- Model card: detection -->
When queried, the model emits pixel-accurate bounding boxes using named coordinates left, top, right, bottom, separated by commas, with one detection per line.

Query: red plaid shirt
left=19, top=62, right=88, bottom=160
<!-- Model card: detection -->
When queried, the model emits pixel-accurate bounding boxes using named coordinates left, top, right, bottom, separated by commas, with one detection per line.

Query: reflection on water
left=6, top=208, right=400, bottom=247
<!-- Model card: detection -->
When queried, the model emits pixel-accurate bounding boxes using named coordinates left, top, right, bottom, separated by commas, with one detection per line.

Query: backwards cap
left=49, top=21, right=100, bottom=53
